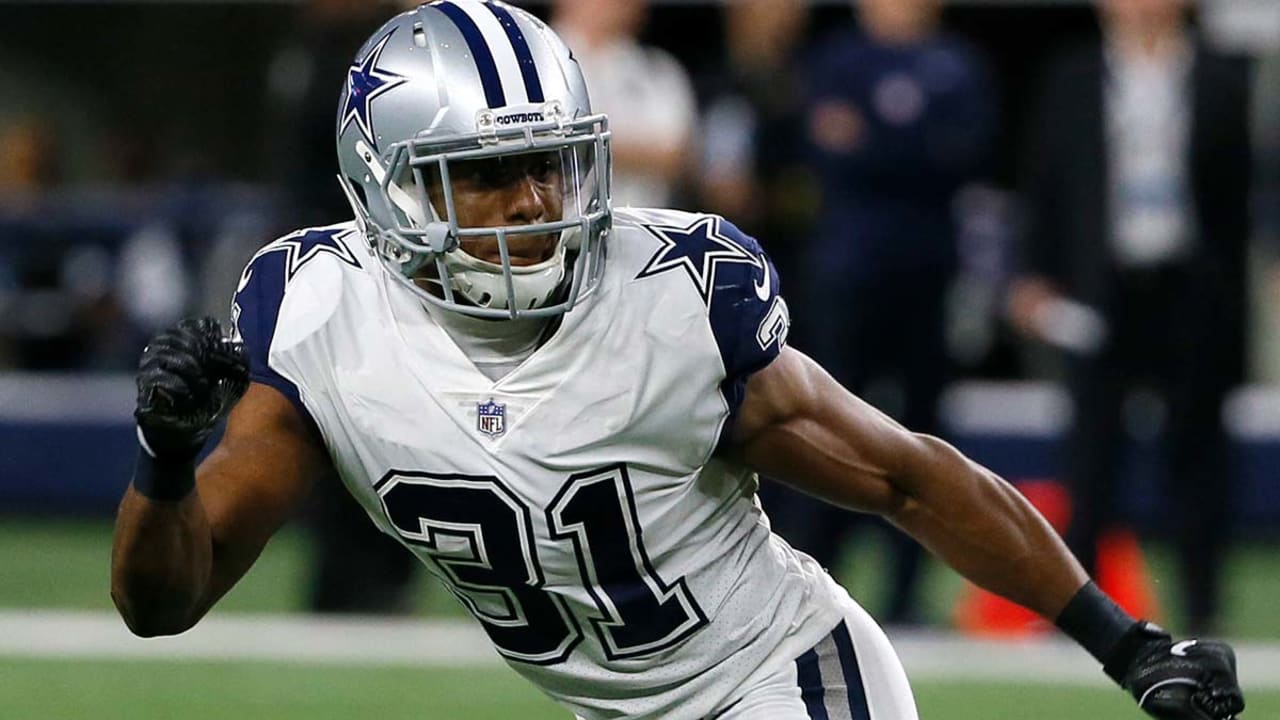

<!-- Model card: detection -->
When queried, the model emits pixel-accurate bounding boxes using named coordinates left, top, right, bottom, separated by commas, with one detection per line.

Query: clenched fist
left=135, top=317, right=249, bottom=462
left=1106, top=622, right=1245, bottom=720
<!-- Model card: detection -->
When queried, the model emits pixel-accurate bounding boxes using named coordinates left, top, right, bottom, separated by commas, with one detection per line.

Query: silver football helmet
left=335, top=1, right=611, bottom=319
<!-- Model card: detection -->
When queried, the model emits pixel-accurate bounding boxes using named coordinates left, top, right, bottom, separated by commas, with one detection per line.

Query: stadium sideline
left=3, top=610, right=1279, bottom=689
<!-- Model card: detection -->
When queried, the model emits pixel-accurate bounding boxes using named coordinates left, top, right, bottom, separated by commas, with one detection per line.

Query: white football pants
left=713, top=600, right=919, bottom=720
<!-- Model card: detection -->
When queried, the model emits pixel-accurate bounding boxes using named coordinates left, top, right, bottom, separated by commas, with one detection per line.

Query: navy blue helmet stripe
left=832, top=622, right=872, bottom=720
left=435, top=1, right=506, bottom=108
left=484, top=1, right=545, bottom=103
left=795, top=647, right=830, bottom=720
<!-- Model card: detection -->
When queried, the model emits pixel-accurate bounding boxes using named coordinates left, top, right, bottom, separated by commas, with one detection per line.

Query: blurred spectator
left=117, top=224, right=188, bottom=337
left=0, top=118, right=58, bottom=197
left=1008, top=0, right=1255, bottom=633
left=1256, top=52, right=1280, bottom=374
left=767, top=0, right=996, bottom=626
left=263, top=0, right=419, bottom=615
left=0, top=116, right=117, bottom=370
left=552, top=0, right=697, bottom=208
left=264, top=0, right=388, bottom=227
left=697, top=0, right=814, bottom=286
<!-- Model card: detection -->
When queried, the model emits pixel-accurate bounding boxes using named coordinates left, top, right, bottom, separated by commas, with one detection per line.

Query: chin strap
left=443, top=239, right=567, bottom=311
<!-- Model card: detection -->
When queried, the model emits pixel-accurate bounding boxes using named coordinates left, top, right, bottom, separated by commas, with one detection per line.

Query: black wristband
left=1054, top=581, right=1138, bottom=664
left=131, top=446, right=196, bottom=502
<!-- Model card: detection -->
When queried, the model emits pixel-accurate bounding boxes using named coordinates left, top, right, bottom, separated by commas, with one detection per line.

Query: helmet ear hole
left=348, top=180, right=370, bottom=210
left=476, top=292, right=493, bottom=306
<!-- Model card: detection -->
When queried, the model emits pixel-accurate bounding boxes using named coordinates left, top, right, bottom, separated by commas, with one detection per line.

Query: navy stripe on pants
left=832, top=621, right=871, bottom=720
left=796, top=646, right=829, bottom=720
left=794, top=621, right=871, bottom=720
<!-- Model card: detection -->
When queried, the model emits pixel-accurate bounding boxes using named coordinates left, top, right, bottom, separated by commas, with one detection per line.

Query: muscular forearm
left=110, top=461, right=213, bottom=637
left=889, top=434, right=1088, bottom=620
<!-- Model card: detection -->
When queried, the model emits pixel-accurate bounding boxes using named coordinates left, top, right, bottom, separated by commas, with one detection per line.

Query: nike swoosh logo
left=1171, top=640, right=1198, bottom=657
left=753, top=259, right=771, bottom=301
left=236, top=267, right=254, bottom=293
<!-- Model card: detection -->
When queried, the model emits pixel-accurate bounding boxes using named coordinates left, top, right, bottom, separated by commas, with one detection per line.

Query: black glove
left=135, top=317, right=249, bottom=461
left=1105, top=622, right=1245, bottom=720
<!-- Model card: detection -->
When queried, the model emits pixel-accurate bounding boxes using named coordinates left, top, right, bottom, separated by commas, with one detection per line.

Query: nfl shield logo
left=477, top=398, right=507, bottom=438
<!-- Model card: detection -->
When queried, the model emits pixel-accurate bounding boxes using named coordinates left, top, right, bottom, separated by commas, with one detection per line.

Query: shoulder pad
left=630, top=211, right=791, bottom=426
left=230, top=224, right=363, bottom=417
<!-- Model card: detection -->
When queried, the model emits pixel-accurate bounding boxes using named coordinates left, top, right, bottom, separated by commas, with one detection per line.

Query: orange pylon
left=953, top=479, right=1161, bottom=636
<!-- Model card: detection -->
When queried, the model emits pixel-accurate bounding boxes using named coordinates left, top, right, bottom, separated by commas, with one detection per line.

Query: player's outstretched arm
left=727, top=347, right=1245, bottom=720
left=111, top=318, right=329, bottom=637
left=728, top=347, right=1086, bottom=618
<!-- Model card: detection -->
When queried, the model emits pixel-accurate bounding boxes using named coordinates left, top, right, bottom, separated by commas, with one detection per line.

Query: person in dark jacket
left=767, top=0, right=995, bottom=626
left=1008, top=0, right=1254, bottom=634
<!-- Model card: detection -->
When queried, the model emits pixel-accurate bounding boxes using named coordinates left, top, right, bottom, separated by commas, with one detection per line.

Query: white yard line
left=0, top=611, right=501, bottom=666
left=891, top=632, right=1280, bottom=688
left=3, top=610, right=1280, bottom=689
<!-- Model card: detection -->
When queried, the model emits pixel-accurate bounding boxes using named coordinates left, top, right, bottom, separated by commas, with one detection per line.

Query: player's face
left=427, top=151, right=565, bottom=266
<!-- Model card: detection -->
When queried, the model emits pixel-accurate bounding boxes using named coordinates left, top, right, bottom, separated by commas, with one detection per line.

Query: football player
left=111, top=2, right=1244, bottom=719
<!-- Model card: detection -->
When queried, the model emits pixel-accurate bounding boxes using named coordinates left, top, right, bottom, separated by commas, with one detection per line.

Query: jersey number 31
left=376, top=464, right=708, bottom=665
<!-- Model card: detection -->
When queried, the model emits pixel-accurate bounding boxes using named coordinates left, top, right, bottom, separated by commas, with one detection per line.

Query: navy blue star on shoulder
left=636, top=216, right=763, bottom=305
left=228, top=230, right=359, bottom=428
left=340, top=29, right=407, bottom=149
left=243, top=227, right=364, bottom=287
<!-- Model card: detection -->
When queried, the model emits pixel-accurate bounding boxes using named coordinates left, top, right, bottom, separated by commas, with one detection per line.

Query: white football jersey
left=232, top=208, right=858, bottom=719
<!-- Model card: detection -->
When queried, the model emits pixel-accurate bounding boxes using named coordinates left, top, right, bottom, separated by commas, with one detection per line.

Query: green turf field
left=11, top=516, right=1279, bottom=637
left=1, top=658, right=1275, bottom=720
left=4, top=517, right=1276, bottom=719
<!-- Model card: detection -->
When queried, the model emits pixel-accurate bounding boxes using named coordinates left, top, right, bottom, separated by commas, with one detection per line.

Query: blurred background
left=1, top=0, right=1278, bottom=718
